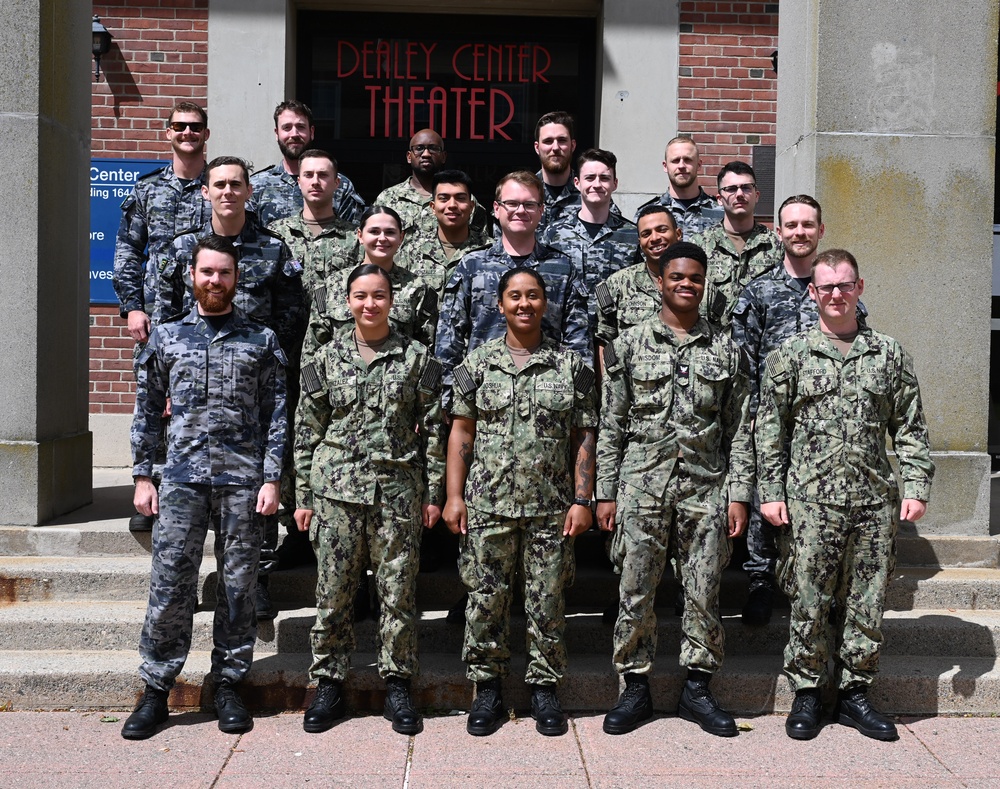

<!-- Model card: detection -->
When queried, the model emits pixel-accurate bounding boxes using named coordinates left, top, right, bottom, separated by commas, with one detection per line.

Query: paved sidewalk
left=2, top=709, right=998, bottom=788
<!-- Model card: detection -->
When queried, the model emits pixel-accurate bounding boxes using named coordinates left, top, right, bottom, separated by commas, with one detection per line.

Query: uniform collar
left=486, top=335, right=561, bottom=375
left=807, top=324, right=874, bottom=361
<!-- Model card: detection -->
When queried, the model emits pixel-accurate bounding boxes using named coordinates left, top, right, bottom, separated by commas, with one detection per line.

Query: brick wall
left=679, top=1, right=779, bottom=192
left=90, top=1, right=208, bottom=414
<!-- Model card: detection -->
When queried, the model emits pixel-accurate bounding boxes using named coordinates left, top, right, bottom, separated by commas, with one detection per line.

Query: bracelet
left=572, top=497, right=592, bottom=508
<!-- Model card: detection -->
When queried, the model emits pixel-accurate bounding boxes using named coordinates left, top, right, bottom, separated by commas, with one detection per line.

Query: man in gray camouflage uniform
left=540, top=148, right=639, bottom=334
left=687, top=161, right=783, bottom=331
left=249, top=100, right=366, bottom=227
left=597, top=242, right=752, bottom=738
left=122, top=235, right=287, bottom=741
left=160, top=156, right=304, bottom=619
left=756, top=248, right=933, bottom=742
left=394, top=169, right=490, bottom=299
left=436, top=170, right=592, bottom=413
left=113, top=101, right=212, bottom=532
left=634, top=136, right=724, bottom=235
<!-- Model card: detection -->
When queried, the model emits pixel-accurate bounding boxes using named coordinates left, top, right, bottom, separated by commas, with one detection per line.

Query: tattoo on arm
left=460, top=440, right=474, bottom=471
left=574, top=428, right=596, bottom=499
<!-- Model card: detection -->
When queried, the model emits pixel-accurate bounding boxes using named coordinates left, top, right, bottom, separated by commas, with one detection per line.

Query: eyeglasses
left=719, top=183, right=756, bottom=195
left=814, top=281, right=858, bottom=295
left=168, top=121, right=206, bottom=132
left=409, top=144, right=444, bottom=154
left=497, top=200, right=542, bottom=213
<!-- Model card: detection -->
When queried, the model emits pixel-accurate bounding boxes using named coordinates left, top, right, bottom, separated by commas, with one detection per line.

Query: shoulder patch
left=737, top=347, right=750, bottom=377
left=595, top=281, right=614, bottom=313
left=301, top=363, right=323, bottom=395
left=453, top=364, right=476, bottom=398
left=419, top=357, right=443, bottom=392
left=574, top=364, right=596, bottom=395
left=313, top=285, right=328, bottom=315
left=764, top=352, right=791, bottom=382
left=603, top=341, right=619, bottom=369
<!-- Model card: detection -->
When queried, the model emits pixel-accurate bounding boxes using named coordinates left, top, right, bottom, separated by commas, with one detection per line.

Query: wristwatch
left=572, top=497, right=592, bottom=508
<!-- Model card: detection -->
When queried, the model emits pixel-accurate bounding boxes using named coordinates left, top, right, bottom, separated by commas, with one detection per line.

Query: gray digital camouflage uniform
left=132, top=305, right=287, bottom=692
left=756, top=326, right=933, bottom=693
left=594, top=261, right=662, bottom=348
left=687, top=223, right=783, bottom=331
left=451, top=336, right=597, bottom=684
left=435, top=240, right=593, bottom=411
left=394, top=228, right=491, bottom=299
left=294, top=325, right=445, bottom=682
left=597, top=316, right=753, bottom=676
left=731, top=267, right=869, bottom=580
left=302, top=262, right=438, bottom=365
left=249, top=160, right=367, bottom=227
left=540, top=211, right=640, bottom=333
left=634, top=187, right=725, bottom=236
left=113, top=163, right=211, bottom=321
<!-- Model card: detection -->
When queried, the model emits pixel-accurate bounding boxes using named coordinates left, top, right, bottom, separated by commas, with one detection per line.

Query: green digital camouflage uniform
left=594, top=261, right=662, bottom=348
left=540, top=211, right=640, bottom=333
left=301, top=263, right=438, bottom=366
left=295, top=325, right=445, bottom=682
left=597, top=316, right=753, bottom=676
left=249, top=160, right=367, bottom=227
left=374, top=178, right=489, bottom=257
left=756, top=326, right=933, bottom=693
left=267, top=211, right=358, bottom=305
left=451, top=336, right=597, bottom=685
left=132, top=305, right=287, bottom=692
left=394, top=228, right=490, bottom=300
left=687, top=223, right=783, bottom=331
left=634, top=187, right=725, bottom=236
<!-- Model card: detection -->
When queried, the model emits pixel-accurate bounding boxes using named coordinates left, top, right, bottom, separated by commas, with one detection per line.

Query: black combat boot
left=128, top=513, right=155, bottom=532
left=530, top=684, right=568, bottom=736
left=741, top=573, right=775, bottom=626
left=303, top=678, right=345, bottom=733
left=383, top=676, right=422, bottom=735
left=214, top=682, right=253, bottom=733
left=677, top=670, right=737, bottom=737
left=785, top=687, right=822, bottom=740
left=837, top=687, right=898, bottom=741
left=255, top=575, right=275, bottom=621
left=121, top=685, right=169, bottom=740
left=467, top=678, right=504, bottom=736
left=603, top=673, right=653, bottom=734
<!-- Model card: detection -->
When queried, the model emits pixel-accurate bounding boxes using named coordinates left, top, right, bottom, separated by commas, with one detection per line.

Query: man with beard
left=161, top=156, right=304, bottom=619
left=635, top=137, right=724, bottom=235
left=113, top=101, right=213, bottom=532
left=122, top=235, right=287, bottom=741
left=250, top=100, right=366, bottom=226
left=533, top=111, right=580, bottom=232
left=375, top=130, right=488, bottom=254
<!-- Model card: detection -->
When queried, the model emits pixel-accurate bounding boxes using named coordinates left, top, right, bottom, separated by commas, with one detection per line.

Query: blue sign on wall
left=90, top=158, right=167, bottom=305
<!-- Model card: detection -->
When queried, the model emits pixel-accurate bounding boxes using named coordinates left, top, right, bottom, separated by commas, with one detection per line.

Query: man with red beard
left=123, top=236, right=288, bottom=741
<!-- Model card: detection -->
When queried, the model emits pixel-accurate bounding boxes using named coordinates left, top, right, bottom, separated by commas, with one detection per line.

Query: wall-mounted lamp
left=93, top=16, right=113, bottom=81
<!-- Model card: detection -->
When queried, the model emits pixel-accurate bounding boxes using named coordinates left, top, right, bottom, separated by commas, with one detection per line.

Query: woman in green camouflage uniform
left=293, top=263, right=445, bottom=736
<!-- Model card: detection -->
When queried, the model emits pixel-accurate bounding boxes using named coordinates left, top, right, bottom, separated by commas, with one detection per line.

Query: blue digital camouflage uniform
left=435, top=240, right=593, bottom=411
left=731, top=267, right=869, bottom=581
left=540, top=211, right=640, bottom=333
left=374, top=178, right=490, bottom=256
left=132, top=305, right=287, bottom=692
left=634, top=187, right=725, bottom=236
left=597, top=316, right=753, bottom=677
left=594, top=261, right=662, bottom=348
left=113, top=163, right=211, bottom=321
left=537, top=174, right=581, bottom=234
left=301, top=262, right=438, bottom=365
left=687, top=223, right=783, bottom=331
left=294, top=325, right=445, bottom=682
left=394, top=228, right=491, bottom=299
left=756, top=326, right=933, bottom=693
left=451, top=336, right=597, bottom=684
left=249, top=160, right=367, bottom=227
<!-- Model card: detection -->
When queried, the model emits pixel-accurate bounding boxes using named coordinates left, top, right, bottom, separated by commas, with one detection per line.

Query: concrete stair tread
left=1, top=649, right=997, bottom=715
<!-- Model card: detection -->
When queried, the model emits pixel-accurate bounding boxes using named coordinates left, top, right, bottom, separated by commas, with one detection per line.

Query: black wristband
left=573, top=497, right=592, bottom=508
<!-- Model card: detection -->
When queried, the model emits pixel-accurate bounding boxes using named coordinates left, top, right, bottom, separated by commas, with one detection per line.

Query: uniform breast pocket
left=534, top=383, right=574, bottom=438
left=630, top=368, right=673, bottom=416
left=797, top=374, right=838, bottom=422
left=223, top=343, right=264, bottom=409
left=382, top=373, right=416, bottom=415
left=477, top=383, right=513, bottom=433
left=859, top=374, right=890, bottom=423
left=693, top=362, right=729, bottom=413
left=327, top=380, right=358, bottom=416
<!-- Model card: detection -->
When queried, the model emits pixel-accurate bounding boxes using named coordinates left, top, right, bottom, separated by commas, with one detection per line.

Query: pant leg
left=369, top=487, right=422, bottom=680
left=673, top=476, right=730, bottom=673
left=139, top=481, right=211, bottom=691
left=783, top=499, right=849, bottom=692
left=522, top=513, right=574, bottom=686
left=612, top=482, right=672, bottom=676
left=210, top=485, right=262, bottom=685
left=309, top=497, right=368, bottom=682
left=833, top=501, right=897, bottom=691
left=743, top=489, right=778, bottom=579
left=460, top=508, right=520, bottom=683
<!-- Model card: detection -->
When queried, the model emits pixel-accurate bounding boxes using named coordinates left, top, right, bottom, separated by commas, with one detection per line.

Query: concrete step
left=1, top=601, right=999, bottom=659
left=4, top=556, right=1000, bottom=611
left=1, top=649, right=997, bottom=716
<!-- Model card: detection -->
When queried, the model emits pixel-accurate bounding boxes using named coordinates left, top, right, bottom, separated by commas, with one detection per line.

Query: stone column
left=0, top=1, right=93, bottom=524
left=775, top=1, right=998, bottom=534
